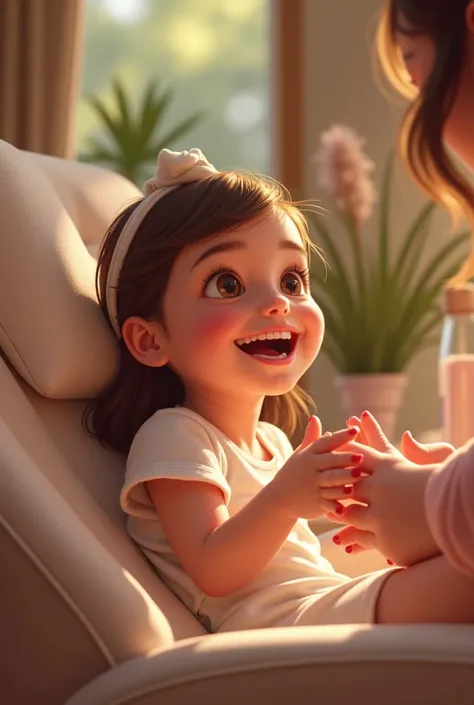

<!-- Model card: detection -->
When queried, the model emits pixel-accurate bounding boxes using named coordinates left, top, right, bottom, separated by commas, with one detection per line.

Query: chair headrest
left=0, top=140, right=141, bottom=399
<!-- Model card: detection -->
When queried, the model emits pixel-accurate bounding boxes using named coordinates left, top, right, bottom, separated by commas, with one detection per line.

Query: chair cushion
left=0, top=140, right=138, bottom=399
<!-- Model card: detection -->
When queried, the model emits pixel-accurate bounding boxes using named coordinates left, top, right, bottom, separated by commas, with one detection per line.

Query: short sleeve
left=120, top=409, right=231, bottom=520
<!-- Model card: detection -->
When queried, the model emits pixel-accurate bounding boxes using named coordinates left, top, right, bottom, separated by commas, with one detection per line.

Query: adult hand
left=346, top=410, right=454, bottom=464
left=325, top=443, right=441, bottom=567
left=400, top=430, right=454, bottom=464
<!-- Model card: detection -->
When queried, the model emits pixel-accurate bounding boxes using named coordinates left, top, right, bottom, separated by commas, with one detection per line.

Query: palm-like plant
left=309, top=126, right=469, bottom=374
left=80, top=77, right=204, bottom=185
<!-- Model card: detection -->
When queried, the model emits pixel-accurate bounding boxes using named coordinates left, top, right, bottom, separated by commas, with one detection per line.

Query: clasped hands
left=314, top=411, right=454, bottom=567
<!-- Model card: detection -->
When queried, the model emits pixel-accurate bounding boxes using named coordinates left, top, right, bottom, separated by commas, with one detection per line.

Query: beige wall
left=302, top=0, right=454, bottom=438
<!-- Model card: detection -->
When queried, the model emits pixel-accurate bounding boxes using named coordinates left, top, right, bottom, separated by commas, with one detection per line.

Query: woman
left=378, top=0, right=474, bottom=283
left=331, top=0, right=474, bottom=578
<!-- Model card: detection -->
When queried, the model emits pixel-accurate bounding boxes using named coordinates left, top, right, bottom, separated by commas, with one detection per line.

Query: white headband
left=105, top=148, right=218, bottom=338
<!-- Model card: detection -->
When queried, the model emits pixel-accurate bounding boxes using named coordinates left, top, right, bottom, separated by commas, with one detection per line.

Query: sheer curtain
left=0, top=0, right=85, bottom=157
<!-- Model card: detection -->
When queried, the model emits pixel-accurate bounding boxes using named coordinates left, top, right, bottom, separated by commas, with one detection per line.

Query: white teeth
left=236, top=331, right=293, bottom=346
left=256, top=352, right=288, bottom=360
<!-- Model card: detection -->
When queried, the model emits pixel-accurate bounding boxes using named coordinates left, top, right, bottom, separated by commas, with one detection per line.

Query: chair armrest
left=66, top=625, right=474, bottom=705
left=319, top=528, right=388, bottom=577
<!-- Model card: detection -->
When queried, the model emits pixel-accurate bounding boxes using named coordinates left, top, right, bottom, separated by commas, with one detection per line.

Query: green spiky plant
left=309, top=127, right=469, bottom=374
left=80, top=77, right=204, bottom=185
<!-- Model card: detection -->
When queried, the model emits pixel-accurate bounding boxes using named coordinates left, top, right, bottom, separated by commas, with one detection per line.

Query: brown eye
left=204, top=271, right=244, bottom=298
left=281, top=271, right=305, bottom=296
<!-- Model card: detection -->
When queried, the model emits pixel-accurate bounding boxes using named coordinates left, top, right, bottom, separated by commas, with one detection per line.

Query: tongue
left=243, top=340, right=281, bottom=357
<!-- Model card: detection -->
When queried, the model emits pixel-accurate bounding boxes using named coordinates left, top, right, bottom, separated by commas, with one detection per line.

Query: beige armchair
left=0, top=139, right=473, bottom=705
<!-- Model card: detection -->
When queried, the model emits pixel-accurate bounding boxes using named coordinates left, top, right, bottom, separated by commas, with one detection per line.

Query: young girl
left=330, top=0, right=474, bottom=578
left=87, top=147, right=474, bottom=631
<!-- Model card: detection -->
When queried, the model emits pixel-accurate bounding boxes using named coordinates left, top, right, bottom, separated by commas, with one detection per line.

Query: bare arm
left=147, top=427, right=361, bottom=597
left=147, top=478, right=296, bottom=597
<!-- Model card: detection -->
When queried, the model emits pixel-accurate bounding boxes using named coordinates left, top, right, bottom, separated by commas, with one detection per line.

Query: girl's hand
left=325, top=444, right=441, bottom=567
left=268, top=417, right=363, bottom=521
left=347, top=411, right=454, bottom=464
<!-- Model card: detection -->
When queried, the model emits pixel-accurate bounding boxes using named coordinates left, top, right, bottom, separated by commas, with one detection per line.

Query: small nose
left=260, top=291, right=290, bottom=317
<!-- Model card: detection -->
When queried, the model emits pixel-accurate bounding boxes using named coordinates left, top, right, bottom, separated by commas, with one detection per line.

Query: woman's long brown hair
left=84, top=172, right=315, bottom=454
left=377, top=0, right=474, bottom=283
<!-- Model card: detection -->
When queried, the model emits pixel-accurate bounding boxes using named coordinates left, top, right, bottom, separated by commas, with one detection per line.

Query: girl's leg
left=376, top=555, right=474, bottom=623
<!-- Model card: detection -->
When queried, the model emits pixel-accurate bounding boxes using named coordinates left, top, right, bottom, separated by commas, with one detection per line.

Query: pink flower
left=313, top=125, right=377, bottom=227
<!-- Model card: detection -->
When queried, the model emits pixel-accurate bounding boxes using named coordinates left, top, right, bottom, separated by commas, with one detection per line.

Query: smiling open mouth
left=234, top=331, right=297, bottom=359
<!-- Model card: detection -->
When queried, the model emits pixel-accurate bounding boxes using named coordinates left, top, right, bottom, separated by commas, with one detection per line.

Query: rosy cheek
left=191, top=307, right=241, bottom=345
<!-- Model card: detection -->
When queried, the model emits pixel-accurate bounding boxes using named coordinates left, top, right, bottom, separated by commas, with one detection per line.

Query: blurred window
left=77, top=0, right=270, bottom=173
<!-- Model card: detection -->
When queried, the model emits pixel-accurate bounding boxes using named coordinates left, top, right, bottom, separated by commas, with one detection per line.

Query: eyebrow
left=190, top=239, right=307, bottom=270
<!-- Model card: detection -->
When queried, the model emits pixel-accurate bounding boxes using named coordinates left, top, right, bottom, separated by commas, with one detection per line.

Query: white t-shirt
left=121, top=407, right=351, bottom=632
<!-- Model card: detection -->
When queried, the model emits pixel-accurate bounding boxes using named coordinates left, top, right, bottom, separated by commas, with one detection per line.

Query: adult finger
left=344, top=544, right=371, bottom=555
left=360, top=410, right=393, bottom=453
left=325, top=502, right=373, bottom=530
left=350, top=477, right=372, bottom=503
left=318, top=466, right=363, bottom=487
left=320, top=499, right=345, bottom=516
left=333, top=525, right=375, bottom=551
left=313, top=451, right=365, bottom=474
left=323, top=440, right=384, bottom=473
left=320, top=484, right=355, bottom=500
left=400, top=430, right=455, bottom=465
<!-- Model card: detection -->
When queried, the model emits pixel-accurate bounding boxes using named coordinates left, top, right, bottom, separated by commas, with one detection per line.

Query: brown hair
left=377, top=0, right=474, bottom=283
left=84, top=171, right=315, bottom=454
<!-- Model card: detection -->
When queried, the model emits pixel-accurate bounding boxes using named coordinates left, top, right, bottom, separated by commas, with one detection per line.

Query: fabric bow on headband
left=144, top=148, right=217, bottom=195
left=105, top=148, right=218, bottom=338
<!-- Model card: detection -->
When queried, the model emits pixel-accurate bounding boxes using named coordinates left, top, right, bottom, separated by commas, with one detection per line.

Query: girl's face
left=156, top=210, right=324, bottom=407
left=396, top=9, right=474, bottom=170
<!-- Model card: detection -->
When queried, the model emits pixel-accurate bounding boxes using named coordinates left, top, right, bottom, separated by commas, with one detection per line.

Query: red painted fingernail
left=335, top=505, right=344, bottom=515
left=387, top=559, right=394, bottom=566
left=351, top=468, right=361, bottom=478
left=333, top=535, right=341, bottom=545
left=361, top=410, right=369, bottom=418
left=351, top=453, right=363, bottom=463
left=348, top=427, right=358, bottom=436
left=345, top=545, right=353, bottom=554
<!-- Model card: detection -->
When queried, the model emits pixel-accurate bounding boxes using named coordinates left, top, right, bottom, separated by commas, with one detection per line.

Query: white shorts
left=279, top=568, right=400, bottom=627
left=216, top=568, right=400, bottom=632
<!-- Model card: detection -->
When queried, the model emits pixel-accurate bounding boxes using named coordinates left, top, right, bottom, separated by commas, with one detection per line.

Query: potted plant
left=79, top=77, right=204, bottom=185
left=309, top=125, right=469, bottom=439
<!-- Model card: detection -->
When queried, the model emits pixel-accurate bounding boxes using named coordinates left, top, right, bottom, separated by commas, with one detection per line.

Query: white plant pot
left=334, top=373, right=408, bottom=442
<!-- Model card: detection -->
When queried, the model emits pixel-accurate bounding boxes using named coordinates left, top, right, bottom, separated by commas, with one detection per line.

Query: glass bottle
left=439, top=285, right=474, bottom=448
